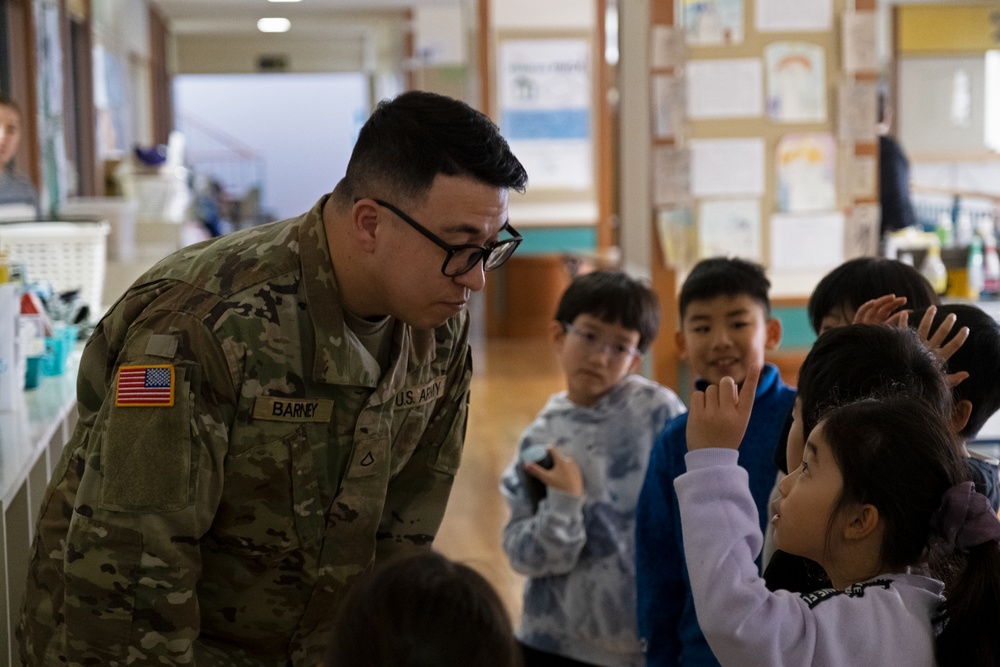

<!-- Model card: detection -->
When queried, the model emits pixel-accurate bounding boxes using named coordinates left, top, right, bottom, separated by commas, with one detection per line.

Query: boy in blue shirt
left=635, top=257, right=794, bottom=667
left=501, top=270, right=686, bottom=667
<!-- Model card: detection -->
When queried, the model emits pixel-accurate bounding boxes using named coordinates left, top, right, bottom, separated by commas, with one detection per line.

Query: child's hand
left=916, top=305, right=970, bottom=386
left=853, top=294, right=910, bottom=327
left=686, top=365, right=759, bottom=452
left=525, top=449, right=584, bottom=497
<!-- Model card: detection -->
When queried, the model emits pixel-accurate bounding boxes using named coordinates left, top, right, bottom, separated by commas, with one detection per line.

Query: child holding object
left=677, top=366, right=1000, bottom=667
left=500, top=270, right=685, bottom=667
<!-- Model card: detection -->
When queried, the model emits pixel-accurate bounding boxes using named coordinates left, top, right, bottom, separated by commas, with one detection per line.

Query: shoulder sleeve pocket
left=100, top=364, right=199, bottom=511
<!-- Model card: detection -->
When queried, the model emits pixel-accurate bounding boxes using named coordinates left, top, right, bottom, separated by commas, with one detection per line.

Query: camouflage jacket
left=18, top=195, right=473, bottom=666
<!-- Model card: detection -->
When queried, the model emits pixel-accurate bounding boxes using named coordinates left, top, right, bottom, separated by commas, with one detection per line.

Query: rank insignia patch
left=115, top=365, right=175, bottom=407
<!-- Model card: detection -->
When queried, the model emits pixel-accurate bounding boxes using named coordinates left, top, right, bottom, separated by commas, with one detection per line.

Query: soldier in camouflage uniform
left=18, top=90, right=527, bottom=666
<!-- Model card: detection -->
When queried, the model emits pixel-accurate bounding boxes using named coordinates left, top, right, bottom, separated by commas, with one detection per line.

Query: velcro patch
left=252, top=397, right=335, bottom=423
left=115, top=365, right=175, bottom=407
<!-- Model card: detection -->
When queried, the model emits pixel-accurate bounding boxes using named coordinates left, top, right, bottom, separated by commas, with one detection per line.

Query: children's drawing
left=765, top=42, right=826, bottom=122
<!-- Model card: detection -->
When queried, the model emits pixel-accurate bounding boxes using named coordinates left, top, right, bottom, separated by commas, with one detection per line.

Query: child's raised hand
left=525, top=449, right=584, bottom=497
left=853, top=294, right=910, bottom=327
left=686, top=365, right=759, bottom=452
left=916, top=305, right=970, bottom=386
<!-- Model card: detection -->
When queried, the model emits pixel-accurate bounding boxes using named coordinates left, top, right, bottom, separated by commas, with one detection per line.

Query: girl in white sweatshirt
left=675, top=367, right=1000, bottom=667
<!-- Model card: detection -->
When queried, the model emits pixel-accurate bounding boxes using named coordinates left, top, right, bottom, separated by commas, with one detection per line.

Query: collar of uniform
left=299, top=194, right=437, bottom=390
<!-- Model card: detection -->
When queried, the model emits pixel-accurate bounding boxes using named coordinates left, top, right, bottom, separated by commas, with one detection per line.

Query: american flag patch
left=115, top=365, right=175, bottom=407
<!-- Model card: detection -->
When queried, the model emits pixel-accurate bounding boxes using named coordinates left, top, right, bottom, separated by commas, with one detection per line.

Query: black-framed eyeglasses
left=563, top=323, right=640, bottom=361
left=359, top=197, right=523, bottom=278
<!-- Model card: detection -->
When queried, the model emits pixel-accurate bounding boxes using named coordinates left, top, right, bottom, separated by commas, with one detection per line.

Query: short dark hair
left=335, top=90, right=527, bottom=205
left=821, top=397, right=966, bottom=571
left=0, top=92, right=22, bottom=117
left=911, top=304, right=1000, bottom=439
left=797, top=324, right=952, bottom=438
left=808, top=257, right=939, bottom=334
left=554, top=270, right=661, bottom=353
left=819, top=397, right=1000, bottom=667
left=325, top=551, right=521, bottom=667
left=678, top=257, right=771, bottom=320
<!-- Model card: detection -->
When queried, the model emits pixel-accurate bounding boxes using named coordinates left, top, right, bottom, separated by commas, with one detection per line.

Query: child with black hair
left=679, top=369, right=1000, bottom=667
left=911, top=303, right=1000, bottom=510
left=763, top=256, right=950, bottom=568
left=323, top=550, right=521, bottom=667
left=500, top=270, right=685, bottom=667
left=636, top=257, right=794, bottom=667
left=807, top=256, right=938, bottom=333
left=763, top=324, right=955, bottom=594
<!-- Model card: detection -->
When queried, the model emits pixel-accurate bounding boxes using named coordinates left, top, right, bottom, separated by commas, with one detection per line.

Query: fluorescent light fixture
left=257, top=17, right=291, bottom=32
left=268, top=0, right=301, bottom=3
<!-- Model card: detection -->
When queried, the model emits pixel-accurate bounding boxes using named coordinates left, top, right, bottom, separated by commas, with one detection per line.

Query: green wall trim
left=517, top=226, right=596, bottom=256
left=773, top=305, right=815, bottom=350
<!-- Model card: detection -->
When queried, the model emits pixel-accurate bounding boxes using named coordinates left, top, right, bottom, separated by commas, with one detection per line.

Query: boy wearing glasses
left=501, top=270, right=686, bottom=667
left=20, top=91, right=526, bottom=666
left=635, top=257, right=793, bottom=667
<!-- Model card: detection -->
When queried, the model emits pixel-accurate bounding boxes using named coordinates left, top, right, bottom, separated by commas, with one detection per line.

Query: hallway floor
left=435, top=336, right=563, bottom=622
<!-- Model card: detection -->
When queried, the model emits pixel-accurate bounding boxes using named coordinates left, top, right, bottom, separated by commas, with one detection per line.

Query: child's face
left=677, top=294, right=781, bottom=387
left=552, top=314, right=641, bottom=407
left=0, top=103, right=23, bottom=167
left=818, top=304, right=854, bottom=333
left=773, top=420, right=845, bottom=565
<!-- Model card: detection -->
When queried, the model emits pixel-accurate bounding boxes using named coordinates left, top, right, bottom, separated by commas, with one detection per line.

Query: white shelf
left=0, top=349, right=80, bottom=665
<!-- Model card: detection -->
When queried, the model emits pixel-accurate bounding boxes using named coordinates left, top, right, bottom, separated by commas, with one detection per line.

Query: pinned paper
left=698, top=199, right=762, bottom=261
left=776, top=134, right=836, bottom=213
left=682, top=0, right=744, bottom=45
left=770, top=212, right=845, bottom=271
left=687, top=58, right=763, bottom=119
left=690, top=138, right=765, bottom=197
left=765, top=42, right=827, bottom=123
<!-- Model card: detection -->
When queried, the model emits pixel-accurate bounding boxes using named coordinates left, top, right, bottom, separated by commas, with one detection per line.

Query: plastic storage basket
left=0, top=221, right=110, bottom=313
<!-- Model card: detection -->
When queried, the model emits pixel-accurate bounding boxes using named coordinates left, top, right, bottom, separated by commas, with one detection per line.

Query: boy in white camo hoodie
left=501, top=271, right=686, bottom=667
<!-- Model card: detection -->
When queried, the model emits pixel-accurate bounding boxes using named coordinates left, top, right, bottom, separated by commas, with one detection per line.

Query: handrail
left=911, top=183, right=1000, bottom=206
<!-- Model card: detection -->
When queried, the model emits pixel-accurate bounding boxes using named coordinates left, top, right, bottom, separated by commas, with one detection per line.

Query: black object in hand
left=520, top=445, right=554, bottom=509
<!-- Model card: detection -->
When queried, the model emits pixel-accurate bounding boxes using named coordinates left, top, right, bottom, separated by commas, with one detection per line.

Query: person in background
left=18, top=90, right=527, bottom=666
left=878, top=89, right=918, bottom=236
left=0, top=93, right=40, bottom=218
left=911, top=304, right=1000, bottom=511
left=635, top=257, right=794, bottom=667
left=501, top=270, right=686, bottom=667
left=678, top=373, right=1000, bottom=667
left=323, top=550, right=522, bottom=667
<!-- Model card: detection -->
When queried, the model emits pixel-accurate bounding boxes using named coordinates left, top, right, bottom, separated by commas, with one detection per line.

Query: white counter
left=0, top=350, right=80, bottom=665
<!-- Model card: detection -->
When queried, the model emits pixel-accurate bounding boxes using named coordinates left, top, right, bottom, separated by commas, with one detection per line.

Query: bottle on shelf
left=920, top=243, right=948, bottom=296
left=982, top=232, right=1000, bottom=299
left=936, top=211, right=954, bottom=248
left=966, top=236, right=984, bottom=300
left=955, top=210, right=974, bottom=247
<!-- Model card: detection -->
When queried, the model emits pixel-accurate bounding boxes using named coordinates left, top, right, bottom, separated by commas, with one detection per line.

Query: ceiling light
left=268, top=0, right=301, bottom=3
left=257, top=17, right=291, bottom=33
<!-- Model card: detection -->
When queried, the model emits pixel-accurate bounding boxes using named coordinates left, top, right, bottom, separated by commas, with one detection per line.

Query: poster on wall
left=698, top=199, right=762, bottom=261
left=776, top=133, right=836, bottom=213
left=498, top=38, right=592, bottom=191
left=765, top=42, right=826, bottom=123
left=681, top=0, right=744, bottom=46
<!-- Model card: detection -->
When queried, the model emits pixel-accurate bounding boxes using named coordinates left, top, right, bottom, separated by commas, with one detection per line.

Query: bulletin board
left=649, top=0, right=880, bottom=281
